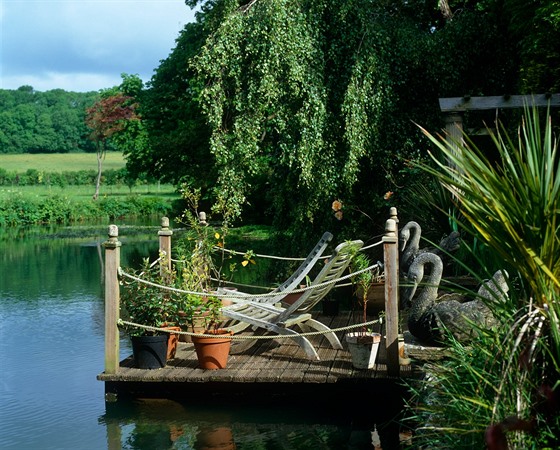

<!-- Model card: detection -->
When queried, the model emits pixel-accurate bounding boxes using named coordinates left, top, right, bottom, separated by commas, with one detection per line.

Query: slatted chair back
left=248, top=231, right=333, bottom=304
left=278, top=239, right=364, bottom=321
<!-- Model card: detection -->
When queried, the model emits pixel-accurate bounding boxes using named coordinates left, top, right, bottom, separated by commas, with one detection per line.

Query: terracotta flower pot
left=163, top=326, right=181, bottom=360
left=191, top=329, right=233, bottom=370
left=282, top=284, right=306, bottom=306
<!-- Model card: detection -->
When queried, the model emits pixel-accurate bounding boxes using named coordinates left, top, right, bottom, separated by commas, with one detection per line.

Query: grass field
left=0, top=183, right=178, bottom=201
left=0, top=152, right=126, bottom=173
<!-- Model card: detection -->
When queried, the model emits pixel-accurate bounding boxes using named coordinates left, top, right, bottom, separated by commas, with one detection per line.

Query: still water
left=0, top=221, right=404, bottom=450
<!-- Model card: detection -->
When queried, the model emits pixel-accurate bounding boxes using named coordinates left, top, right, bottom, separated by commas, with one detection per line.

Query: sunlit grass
left=0, top=151, right=126, bottom=173
left=0, top=184, right=178, bottom=201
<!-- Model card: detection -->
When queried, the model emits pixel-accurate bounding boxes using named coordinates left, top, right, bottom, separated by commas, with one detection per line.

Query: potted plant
left=356, top=263, right=385, bottom=312
left=345, top=251, right=382, bottom=369
left=172, top=186, right=236, bottom=369
left=120, top=254, right=181, bottom=369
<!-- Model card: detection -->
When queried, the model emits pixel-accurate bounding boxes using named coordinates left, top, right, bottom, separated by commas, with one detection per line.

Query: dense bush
left=0, top=168, right=128, bottom=186
left=0, top=193, right=175, bottom=226
left=406, top=107, right=560, bottom=448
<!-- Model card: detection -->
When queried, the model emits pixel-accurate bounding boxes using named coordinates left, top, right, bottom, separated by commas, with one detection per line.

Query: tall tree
left=137, top=9, right=216, bottom=189
left=191, top=0, right=447, bottom=240
left=186, top=0, right=544, bottom=244
left=138, top=0, right=554, bottom=248
left=85, top=92, right=139, bottom=200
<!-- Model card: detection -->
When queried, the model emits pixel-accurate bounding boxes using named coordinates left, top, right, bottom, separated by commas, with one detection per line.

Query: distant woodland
left=0, top=86, right=99, bottom=154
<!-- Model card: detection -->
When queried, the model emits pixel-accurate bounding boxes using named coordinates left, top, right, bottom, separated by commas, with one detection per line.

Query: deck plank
left=98, top=311, right=423, bottom=398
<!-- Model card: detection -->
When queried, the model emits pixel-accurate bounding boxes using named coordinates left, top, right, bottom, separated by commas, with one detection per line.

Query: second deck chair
left=220, top=239, right=364, bottom=360
left=220, top=231, right=332, bottom=332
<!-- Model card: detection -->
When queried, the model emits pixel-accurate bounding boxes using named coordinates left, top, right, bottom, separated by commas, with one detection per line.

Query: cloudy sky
left=1, top=0, right=197, bottom=92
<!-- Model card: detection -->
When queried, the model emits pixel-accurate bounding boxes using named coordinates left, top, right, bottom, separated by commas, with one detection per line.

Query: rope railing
left=103, top=208, right=401, bottom=376
left=209, top=278, right=275, bottom=291
left=209, top=236, right=384, bottom=262
left=166, top=236, right=384, bottom=294
left=163, top=236, right=385, bottom=294
left=118, top=261, right=382, bottom=303
left=117, top=318, right=380, bottom=339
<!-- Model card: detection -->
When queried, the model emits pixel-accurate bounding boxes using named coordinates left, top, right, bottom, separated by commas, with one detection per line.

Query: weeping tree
left=191, top=0, right=444, bottom=243
left=130, top=0, right=548, bottom=253
left=188, top=0, right=529, bottom=248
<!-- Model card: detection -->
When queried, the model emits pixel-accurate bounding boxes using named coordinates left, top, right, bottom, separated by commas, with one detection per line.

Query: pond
left=0, top=220, right=409, bottom=449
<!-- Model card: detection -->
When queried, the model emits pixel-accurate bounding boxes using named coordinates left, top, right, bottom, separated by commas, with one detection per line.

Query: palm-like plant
left=418, top=106, right=559, bottom=302
left=407, top=105, right=560, bottom=449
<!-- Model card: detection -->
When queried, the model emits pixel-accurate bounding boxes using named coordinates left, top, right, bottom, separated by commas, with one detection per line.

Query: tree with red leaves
left=85, top=93, right=139, bottom=200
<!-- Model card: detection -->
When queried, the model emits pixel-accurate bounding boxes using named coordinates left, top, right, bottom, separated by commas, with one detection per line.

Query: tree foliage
left=0, top=86, right=97, bottom=153
left=85, top=90, right=140, bottom=199
left=191, top=0, right=438, bottom=237
left=137, top=17, right=214, bottom=188
left=186, top=0, right=540, bottom=244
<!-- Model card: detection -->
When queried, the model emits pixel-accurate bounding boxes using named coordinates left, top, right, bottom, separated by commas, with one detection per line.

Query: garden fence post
left=383, top=217, right=400, bottom=377
left=159, top=216, right=173, bottom=274
left=103, top=224, right=121, bottom=375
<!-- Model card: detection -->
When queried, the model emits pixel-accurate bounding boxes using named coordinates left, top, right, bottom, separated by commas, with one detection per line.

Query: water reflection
left=99, top=398, right=411, bottom=449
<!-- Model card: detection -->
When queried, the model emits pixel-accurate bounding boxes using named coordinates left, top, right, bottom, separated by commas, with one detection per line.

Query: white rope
left=209, top=278, right=275, bottom=291
left=118, top=318, right=380, bottom=339
left=215, top=246, right=324, bottom=261
left=119, top=262, right=381, bottom=302
left=213, top=238, right=383, bottom=261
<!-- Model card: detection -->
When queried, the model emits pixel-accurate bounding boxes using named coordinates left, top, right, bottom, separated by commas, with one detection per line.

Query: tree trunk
left=93, top=142, right=104, bottom=201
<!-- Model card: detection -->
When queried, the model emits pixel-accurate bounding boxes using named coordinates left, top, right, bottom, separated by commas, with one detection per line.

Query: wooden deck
left=98, top=311, right=423, bottom=403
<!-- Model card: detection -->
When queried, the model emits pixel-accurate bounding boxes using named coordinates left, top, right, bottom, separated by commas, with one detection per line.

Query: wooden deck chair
left=219, top=231, right=333, bottom=334
left=220, top=239, right=364, bottom=360
left=250, top=231, right=333, bottom=305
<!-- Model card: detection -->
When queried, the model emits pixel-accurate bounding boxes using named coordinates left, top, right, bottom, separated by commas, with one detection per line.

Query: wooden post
left=444, top=112, right=463, bottom=173
left=158, top=216, right=173, bottom=274
left=383, top=218, right=399, bottom=377
left=103, top=224, right=121, bottom=375
left=389, top=205, right=400, bottom=303
left=389, top=206, right=399, bottom=240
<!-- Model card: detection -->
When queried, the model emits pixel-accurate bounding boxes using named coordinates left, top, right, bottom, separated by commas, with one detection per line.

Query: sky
left=0, top=0, right=197, bottom=92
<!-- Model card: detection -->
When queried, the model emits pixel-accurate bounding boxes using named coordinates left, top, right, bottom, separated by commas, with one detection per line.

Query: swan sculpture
left=400, top=221, right=422, bottom=274
left=405, top=252, right=508, bottom=344
left=399, top=221, right=461, bottom=275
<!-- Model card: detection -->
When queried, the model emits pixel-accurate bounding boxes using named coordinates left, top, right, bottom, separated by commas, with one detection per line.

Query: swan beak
left=401, top=237, right=408, bottom=251
left=402, top=280, right=418, bottom=304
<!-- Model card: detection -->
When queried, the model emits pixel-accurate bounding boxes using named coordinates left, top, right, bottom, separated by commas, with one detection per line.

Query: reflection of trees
left=195, top=426, right=235, bottom=450
left=99, top=398, right=405, bottom=450
left=0, top=230, right=159, bottom=297
left=101, top=399, right=233, bottom=450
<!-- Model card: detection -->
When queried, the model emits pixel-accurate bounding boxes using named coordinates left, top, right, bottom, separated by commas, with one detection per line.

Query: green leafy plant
left=350, top=251, right=383, bottom=333
left=119, top=185, right=255, bottom=337
left=406, top=104, right=560, bottom=448
left=119, top=253, right=180, bottom=337
left=173, top=185, right=255, bottom=332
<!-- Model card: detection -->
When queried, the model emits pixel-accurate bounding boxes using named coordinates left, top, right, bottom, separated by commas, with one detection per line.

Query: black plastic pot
left=131, top=334, right=168, bottom=369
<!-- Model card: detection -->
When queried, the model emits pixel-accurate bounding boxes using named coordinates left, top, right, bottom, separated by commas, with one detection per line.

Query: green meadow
left=0, top=183, right=178, bottom=201
left=0, top=151, right=126, bottom=173
left=0, top=152, right=179, bottom=225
